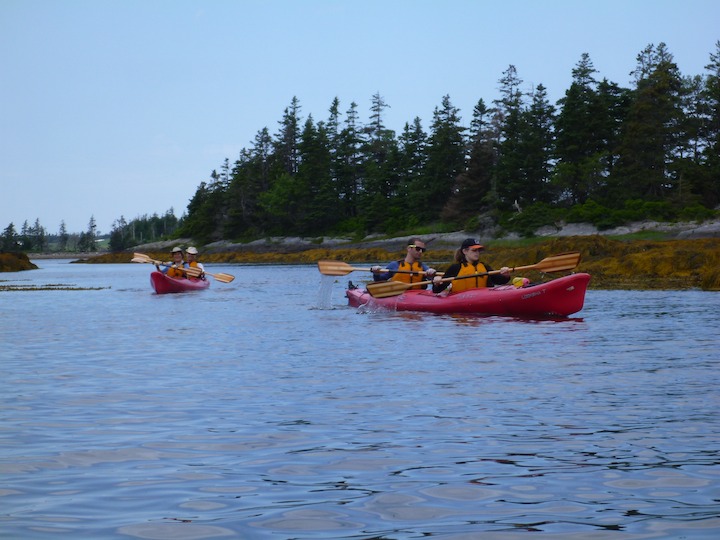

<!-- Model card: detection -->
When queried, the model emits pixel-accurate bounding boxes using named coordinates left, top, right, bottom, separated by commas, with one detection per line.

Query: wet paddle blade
left=317, top=260, right=355, bottom=276
left=207, top=272, right=234, bottom=283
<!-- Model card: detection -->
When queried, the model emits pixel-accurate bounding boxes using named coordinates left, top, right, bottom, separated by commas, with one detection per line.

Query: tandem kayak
left=346, top=273, right=591, bottom=317
left=150, top=271, right=210, bottom=294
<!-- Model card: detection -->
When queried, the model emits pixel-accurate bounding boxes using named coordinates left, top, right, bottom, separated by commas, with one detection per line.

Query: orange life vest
left=391, top=260, right=426, bottom=289
left=166, top=264, right=186, bottom=278
left=451, top=262, right=489, bottom=293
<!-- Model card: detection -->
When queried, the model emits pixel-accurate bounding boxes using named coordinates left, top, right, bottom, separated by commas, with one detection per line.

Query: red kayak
left=346, top=273, right=591, bottom=317
left=150, top=271, right=210, bottom=294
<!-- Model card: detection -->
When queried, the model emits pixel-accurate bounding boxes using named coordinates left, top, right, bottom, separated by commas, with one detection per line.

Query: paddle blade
left=209, top=272, right=235, bottom=283
left=533, top=251, right=581, bottom=273
left=366, top=280, right=413, bottom=298
left=184, top=266, right=202, bottom=278
left=317, top=260, right=354, bottom=276
left=133, top=252, right=161, bottom=264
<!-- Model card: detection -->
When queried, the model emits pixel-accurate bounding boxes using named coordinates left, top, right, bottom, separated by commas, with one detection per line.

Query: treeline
left=107, top=209, right=181, bottom=251
left=1, top=211, right=181, bottom=253
left=175, top=42, right=720, bottom=242
left=1, top=217, right=98, bottom=253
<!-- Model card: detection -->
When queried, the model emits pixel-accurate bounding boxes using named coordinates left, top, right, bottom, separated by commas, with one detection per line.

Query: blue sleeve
left=374, top=260, right=400, bottom=281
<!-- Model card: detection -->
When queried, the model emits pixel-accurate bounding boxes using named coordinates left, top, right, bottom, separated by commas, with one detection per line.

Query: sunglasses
left=409, top=245, right=426, bottom=253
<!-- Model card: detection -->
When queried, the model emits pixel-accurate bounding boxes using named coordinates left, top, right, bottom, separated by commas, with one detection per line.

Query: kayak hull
left=150, top=271, right=210, bottom=294
left=346, top=273, right=591, bottom=317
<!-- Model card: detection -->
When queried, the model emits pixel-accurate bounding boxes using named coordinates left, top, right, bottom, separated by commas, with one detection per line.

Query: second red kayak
left=346, top=273, right=591, bottom=317
left=150, top=271, right=210, bottom=294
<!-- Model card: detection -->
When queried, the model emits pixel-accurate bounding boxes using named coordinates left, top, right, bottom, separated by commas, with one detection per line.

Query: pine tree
left=613, top=43, right=684, bottom=201
left=518, top=83, right=556, bottom=205
left=408, top=95, right=466, bottom=222
left=2, top=222, right=17, bottom=251
left=493, top=65, right=526, bottom=208
left=360, top=92, right=401, bottom=231
left=441, top=99, right=496, bottom=224
left=700, top=40, right=720, bottom=206
left=334, top=101, right=364, bottom=223
left=58, top=220, right=69, bottom=251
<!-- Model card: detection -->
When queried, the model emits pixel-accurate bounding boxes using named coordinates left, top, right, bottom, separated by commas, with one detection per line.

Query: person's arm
left=421, top=262, right=437, bottom=278
left=373, top=261, right=398, bottom=282
left=432, top=264, right=459, bottom=293
left=487, top=264, right=511, bottom=286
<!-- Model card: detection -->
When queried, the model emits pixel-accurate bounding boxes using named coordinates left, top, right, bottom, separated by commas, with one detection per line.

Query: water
left=1, top=260, right=719, bottom=539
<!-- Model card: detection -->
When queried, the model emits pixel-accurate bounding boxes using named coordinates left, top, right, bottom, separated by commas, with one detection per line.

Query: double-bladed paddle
left=131, top=252, right=235, bottom=283
left=317, top=260, right=442, bottom=277
left=365, top=251, right=582, bottom=298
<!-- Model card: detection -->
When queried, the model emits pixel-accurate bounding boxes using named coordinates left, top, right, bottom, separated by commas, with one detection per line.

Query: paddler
left=186, top=246, right=206, bottom=280
left=369, top=237, right=437, bottom=290
left=431, top=238, right=511, bottom=294
left=156, top=246, right=188, bottom=278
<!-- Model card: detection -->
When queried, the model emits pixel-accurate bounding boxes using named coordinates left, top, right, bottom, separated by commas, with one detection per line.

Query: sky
left=1, top=0, right=718, bottom=235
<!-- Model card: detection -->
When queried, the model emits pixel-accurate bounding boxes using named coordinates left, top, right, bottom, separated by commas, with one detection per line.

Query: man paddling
left=370, top=237, right=437, bottom=290
left=186, top=246, right=206, bottom=280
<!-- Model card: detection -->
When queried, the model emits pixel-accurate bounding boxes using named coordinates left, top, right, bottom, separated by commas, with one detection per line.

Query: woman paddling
left=432, top=238, right=511, bottom=294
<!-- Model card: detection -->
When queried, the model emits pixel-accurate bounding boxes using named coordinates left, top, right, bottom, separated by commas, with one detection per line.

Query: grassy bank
left=85, top=235, right=720, bottom=291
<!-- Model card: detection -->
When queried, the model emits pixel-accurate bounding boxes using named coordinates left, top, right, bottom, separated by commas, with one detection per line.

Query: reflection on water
left=1, top=261, right=719, bottom=539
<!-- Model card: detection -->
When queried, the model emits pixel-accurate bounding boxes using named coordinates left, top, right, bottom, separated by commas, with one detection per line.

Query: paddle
left=317, top=260, right=442, bottom=277
left=131, top=252, right=235, bottom=283
left=365, top=251, right=582, bottom=298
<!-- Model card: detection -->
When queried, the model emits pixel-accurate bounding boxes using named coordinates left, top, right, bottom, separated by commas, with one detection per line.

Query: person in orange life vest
left=156, top=246, right=188, bottom=278
left=370, top=238, right=437, bottom=289
left=432, top=238, right=511, bottom=294
left=186, top=246, right=206, bottom=279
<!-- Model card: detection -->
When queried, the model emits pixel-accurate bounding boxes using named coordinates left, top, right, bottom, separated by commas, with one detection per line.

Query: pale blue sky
left=1, top=0, right=718, bottom=234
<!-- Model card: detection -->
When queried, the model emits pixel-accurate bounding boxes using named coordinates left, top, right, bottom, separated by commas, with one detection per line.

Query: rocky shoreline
left=129, top=218, right=720, bottom=255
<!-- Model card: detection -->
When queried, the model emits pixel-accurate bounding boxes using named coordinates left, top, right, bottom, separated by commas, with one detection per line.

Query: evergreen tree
left=493, top=65, right=526, bottom=208
left=2, top=222, right=17, bottom=251
left=360, top=92, right=400, bottom=231
left=408, top=94, right=466, bottom=222
left=58, top=220, right=69, bottom=251
left=297, top=117, right=337, bottom=233
left=699, top=40, right=720, bottom=206
left=554, top=53, right=600, bottom=204
left=178, top=173, right=224, bottom=242
left=109, top=216, right=129, bottom=252
left=518, top=83, right=556, bottom=205
left=395, top=117, right=429, bottom=226
left=441, top=99, right=496, bottom=224
left=613, top=43, right=684, bottom=200
left=334, top=101, right=364, bottom=224
left=274, top=96, right=302, bottom=176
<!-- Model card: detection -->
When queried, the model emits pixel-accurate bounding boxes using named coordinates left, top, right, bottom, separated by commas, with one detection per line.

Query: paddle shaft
left=317, top=260, right=441, bottom=276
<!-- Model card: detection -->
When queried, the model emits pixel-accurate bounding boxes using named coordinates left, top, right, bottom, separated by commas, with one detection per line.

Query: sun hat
left=186, top=247, right=198, bottom=255
left=460, top=238, right=484, bottom=250
left=171, top=246, right=183, bottom=253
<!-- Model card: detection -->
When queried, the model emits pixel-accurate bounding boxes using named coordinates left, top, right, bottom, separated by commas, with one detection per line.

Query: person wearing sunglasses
left=431, top=238, right=510, bottom=294
left=370, top=238, right=437, bottom=289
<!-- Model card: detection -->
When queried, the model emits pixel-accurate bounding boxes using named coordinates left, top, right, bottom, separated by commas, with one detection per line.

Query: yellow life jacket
left=391, top=260, right=426, bottom=289
left=188, top=261, right=201, bottom=268
left=452, top=262, right=489, bottom=293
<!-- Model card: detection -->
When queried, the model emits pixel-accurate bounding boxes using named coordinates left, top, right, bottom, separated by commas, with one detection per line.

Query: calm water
left=1, top=260, right=719, bottom=539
